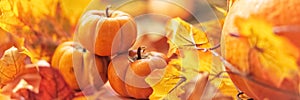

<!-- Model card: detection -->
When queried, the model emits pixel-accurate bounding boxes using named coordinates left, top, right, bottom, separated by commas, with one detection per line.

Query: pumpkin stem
left=137, top=47, right=146, bottom=60
left=106, top=5, right=112, bottom=17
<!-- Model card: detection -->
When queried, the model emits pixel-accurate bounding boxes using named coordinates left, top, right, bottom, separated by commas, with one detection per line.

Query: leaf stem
left=196, top=43, right=220, bottom=51
left=181, top=43, right=220, bottom=51
left=168, top=76, right=186, bottom=94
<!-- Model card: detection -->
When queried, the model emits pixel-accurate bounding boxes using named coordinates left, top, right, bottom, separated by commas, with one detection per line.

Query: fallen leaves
left=34, top=67, right=74, bottom=100
left=1, top=60, right=74, bottom=100
left=145, top=17, right=206, bottom=99
left=145, top=17, right=210, bottom=99
left=1, top=67, right=42, bottom=99
left=145, top=17, right=239, bottom=99
left=0, top=0, right=91, bottom=99
left=0, top=0, right=91, bottom=61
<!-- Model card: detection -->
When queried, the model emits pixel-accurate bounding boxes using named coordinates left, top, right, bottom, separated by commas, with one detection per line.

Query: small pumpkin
left=51, top=41, right=110, bottom=90
left=108, top=47, right=168, bottom=99
left=76, top=6, right=137, bottom=56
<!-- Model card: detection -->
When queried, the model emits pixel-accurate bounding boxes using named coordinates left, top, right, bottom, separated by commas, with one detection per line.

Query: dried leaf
left=0, top=61, right=42, bottom=99
left=0, top=46, right=29, bottom=87
left=145, top=59, right=183, bottom=100
left=146, top=17, right=214, bottom=99
left=166, top=17, right=214, bottom=74
left=196, top=19, right=239, bottom=99
left=166, top=17, right=209, bottom=47
left=1, top=61, right=74, bottom=100
left=32, top=67, right=74, bottom=99
left=1, top=70, right=41, bottom=96
left=148, top=17, right=239, bottom=99
left=165, top=17, right=209, bottom=58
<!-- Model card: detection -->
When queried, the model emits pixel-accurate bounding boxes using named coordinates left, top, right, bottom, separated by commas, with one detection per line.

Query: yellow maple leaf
left=196, top=18, right=238, bottom=98
left=145, top=18, right=211, bottom=99
left=146, top=17, right=239, bottom=99
left=166, top=17, right=213, bottom=74
left=234, top=16, right=300, bottom=86
left=145, top=59, right=183, bottom=100
left=166, top=17, right=209, bottom=48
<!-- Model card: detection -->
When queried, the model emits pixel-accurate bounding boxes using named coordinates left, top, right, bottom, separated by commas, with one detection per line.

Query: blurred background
left=0, top=0, right=227, bottom=61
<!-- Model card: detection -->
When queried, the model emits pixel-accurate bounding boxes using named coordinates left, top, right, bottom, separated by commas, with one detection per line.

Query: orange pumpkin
left=51, top=41, right=110, bottom=90
left=76, top=7, right=137, bottom=56
left=221, top=0, right=300, bottom=99
left=108, top=47, right=168, bottom=99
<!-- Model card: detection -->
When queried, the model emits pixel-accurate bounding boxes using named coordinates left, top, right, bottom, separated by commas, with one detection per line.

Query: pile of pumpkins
left=51, top=0, right=300, bottom=99
left=51, top=6, right=167, bottom=99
